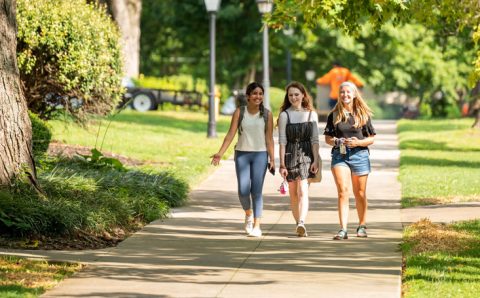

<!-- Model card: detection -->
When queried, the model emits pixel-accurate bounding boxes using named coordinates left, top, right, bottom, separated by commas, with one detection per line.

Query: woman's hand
left=279, top=167, right=288, bottom=179
left=345, top=137, right=360, bottom=148
left=310, top=162, right=319, bottom=174
left=210, top=153, right=222, bottom=166
left=268, top=161, right=276, bottom=172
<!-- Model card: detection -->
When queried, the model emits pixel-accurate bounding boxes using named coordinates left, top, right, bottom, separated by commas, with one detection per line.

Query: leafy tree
left=271, top=0, right=479, bottom=118
left=94, top=0, right=142, bottom=78
left=0, top=0, right=37, bottom=185
left=17, top=0, right=124, bottom=119
left=140, top=0, right=265, bottom=89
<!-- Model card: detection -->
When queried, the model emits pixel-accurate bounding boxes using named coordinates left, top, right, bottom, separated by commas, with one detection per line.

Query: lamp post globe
left=305, top=70, right=316, bottom=82
left=204, top=0, right=221, bottom=138
left=256, top=0, right=273, bottom=110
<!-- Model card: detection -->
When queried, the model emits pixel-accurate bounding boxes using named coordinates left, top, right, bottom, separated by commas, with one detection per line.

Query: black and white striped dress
left=284, top=111, right=316, bottom=181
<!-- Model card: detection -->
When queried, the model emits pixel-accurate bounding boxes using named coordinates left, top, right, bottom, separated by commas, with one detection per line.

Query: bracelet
left=279, top=165, right=287, bottom=169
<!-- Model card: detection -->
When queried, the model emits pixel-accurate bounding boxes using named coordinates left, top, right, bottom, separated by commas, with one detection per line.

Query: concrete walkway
left=1, top=120, right=403, bottom=298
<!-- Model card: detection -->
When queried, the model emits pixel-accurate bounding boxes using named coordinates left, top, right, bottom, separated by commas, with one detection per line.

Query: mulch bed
left=47, top=141, right=145, bottom=166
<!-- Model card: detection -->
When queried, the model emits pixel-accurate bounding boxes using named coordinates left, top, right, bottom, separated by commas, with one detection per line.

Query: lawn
left=402, top=219, right=480, bottom=298
left=0, top=255, right=82, bottom=298
left=399, top=118, right=480, bottom=297
left=397, top=118, right=480, bottom=207
left=49, top=109, right=235, bottom=187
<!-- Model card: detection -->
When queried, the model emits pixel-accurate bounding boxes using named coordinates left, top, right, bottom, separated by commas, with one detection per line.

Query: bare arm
left=211, top=108, right=240, bottom=165
left=325, top=135, right=336, bottom=147
left=266, top=111, right=275, bottom=170
left=279, top=144, right=288, bottom=178
left=310, top=143, right=320, bottom=173
left=345, top=135, right=375, bottom=148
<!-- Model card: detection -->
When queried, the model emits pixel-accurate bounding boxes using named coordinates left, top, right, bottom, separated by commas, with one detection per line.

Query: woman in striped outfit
left=278, top=81, right=320, bottom=237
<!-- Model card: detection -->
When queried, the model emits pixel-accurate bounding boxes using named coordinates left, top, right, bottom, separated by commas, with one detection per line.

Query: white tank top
left=235, top=110, right=266, bottom=151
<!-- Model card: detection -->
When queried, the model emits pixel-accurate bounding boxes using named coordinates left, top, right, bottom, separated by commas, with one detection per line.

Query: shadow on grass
left=401, top=155, right=480, bottom=168
left=400, top=139, right=480, bottom=152
left=405, top=254, right=480, bottom=284
left=0, top=284, right=43, bottom=296
left=398, top=120, right=470, bottom=133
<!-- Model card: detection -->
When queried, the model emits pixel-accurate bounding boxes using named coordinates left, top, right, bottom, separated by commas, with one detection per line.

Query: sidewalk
left=1, top=120, right=402, bottom=298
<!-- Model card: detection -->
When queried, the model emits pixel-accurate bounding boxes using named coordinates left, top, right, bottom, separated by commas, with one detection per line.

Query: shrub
left=29, top=112, right=52, bottom=159
left=0, top=158, right=189, bottom=238
left=16, top=0, right=124, bottom=119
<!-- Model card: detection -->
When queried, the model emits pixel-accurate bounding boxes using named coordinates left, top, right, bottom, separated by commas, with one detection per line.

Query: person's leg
left=348, top=149, right=371, bottom=235
left=235, top=151, right=253, bottom=233
left=297, top=179, right=310, bottom=223
left=352, top=174, right=368, bottom=226
left=288, top=180, right=300, bottom=223
left=295, top=179, right=310, bottom=236
left=249, top=152, right=268, bottom=229
left=331, top=166, right=351, bottom=230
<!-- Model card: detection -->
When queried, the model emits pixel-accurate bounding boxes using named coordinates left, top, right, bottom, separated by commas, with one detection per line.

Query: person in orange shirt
left=316, top=61, right=364, bottom=109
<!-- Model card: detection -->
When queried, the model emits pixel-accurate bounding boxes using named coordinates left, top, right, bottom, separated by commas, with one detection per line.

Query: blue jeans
left=331, top=147, right=371, bottom=176
left=234, top=151, right=268, bottom=218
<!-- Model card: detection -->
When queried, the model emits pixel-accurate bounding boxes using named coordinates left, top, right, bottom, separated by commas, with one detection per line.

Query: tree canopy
left=270, top=0, right=480, bottom=85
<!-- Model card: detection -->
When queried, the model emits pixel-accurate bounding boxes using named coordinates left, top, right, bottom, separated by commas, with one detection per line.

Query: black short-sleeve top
left=323, top=112, right=376, bottom=140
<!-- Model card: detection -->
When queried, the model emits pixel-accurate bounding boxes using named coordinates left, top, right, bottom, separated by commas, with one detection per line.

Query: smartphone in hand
left=268, top=163, right=275, bottom=176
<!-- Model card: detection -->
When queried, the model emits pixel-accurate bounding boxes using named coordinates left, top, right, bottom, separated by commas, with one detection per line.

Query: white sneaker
left=296, top=221, right=307, bottom=237
left=248, top=227, right=262, bottom=237
left=244, top=214, right=254, bottom=234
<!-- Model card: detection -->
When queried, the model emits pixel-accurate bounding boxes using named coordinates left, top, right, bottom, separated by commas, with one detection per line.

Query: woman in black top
left=324, top=81, right=376, bottom=240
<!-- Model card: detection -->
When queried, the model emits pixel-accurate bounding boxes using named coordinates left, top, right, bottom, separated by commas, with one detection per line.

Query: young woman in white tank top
left=211, top=82, right=275, bottom=237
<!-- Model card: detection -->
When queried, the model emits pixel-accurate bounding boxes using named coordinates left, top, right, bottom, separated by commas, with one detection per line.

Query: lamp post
left=204, top=0, right=221, bottom=138
left=305, top=69, right=316, bottom=107
left=256, top=0, right=273, bottom=110
left=283, top=26, right=293, bottom=84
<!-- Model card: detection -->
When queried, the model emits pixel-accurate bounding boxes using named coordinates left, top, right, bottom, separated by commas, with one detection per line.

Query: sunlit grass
left=0, top=255, right=82, bottom=298
left=398, top=119, right=480, bottom=207
left=49, top=110, right=234, bottom=186
left=402, top=219, right=480, bottom=298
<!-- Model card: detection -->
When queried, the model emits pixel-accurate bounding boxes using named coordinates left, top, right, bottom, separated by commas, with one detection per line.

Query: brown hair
left=279, top=81, right=314, bottom=113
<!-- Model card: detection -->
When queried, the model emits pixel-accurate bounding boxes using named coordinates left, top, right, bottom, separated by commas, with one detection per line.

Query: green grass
left=398, top=119, right=480, bottom=207
left=49, top=110, right=234, bottom=186
left=0, top=157, right=188, bottom=240
left=0, top=255, right=82, bottom=297
left=402, top=219, right=480, bottom=298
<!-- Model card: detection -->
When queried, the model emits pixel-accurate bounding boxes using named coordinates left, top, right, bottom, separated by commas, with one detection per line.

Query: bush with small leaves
left=17, top=0, right=124, bottom=120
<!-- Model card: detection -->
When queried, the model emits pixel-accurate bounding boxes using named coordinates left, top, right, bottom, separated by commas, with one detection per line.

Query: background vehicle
left=120, top=78, right=204, bottom=112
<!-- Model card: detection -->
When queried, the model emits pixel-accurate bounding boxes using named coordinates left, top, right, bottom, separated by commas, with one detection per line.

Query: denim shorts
left=331, top=147, right=371, bottom=176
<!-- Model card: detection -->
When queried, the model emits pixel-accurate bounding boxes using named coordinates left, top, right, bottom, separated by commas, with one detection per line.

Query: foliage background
left=139, top=0, right=477, bottom=118
left=16, top=0, right=124, bottom=119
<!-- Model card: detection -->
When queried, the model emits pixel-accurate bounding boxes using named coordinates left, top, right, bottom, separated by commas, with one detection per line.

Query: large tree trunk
left=0, top=0, right=36, bottom=185
left=98, top=0, right=142, bottom=78
left=471, top=99, right=480, bottom=129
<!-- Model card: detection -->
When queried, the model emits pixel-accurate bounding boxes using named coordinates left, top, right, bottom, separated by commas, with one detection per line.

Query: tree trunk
left=473, top=111, right=480, bottom=129
left=98, top=0, right=142, bottom=78
left=471, top=99, right=480, bottom=129
left=0, top=0, right=37, bottom=185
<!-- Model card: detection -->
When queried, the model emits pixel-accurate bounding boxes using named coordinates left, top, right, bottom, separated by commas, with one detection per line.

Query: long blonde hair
left=332, top=81, right=372, bottom=128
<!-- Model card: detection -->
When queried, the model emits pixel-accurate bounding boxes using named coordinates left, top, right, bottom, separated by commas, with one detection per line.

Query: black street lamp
left=204, top=0, right=221, bottom=138
left=283, top=26, right=294, bottom=84
left=256, top=0, right=273, bottom=110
